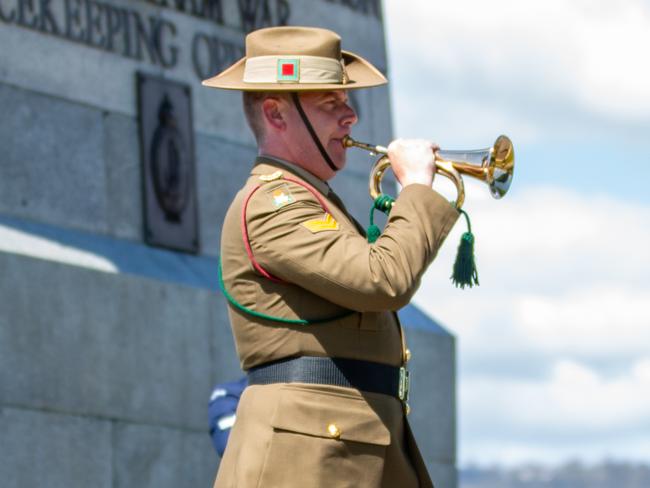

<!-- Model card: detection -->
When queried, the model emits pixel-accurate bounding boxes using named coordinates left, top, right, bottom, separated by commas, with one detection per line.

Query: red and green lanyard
left=218, top=175, right=355, bottom=325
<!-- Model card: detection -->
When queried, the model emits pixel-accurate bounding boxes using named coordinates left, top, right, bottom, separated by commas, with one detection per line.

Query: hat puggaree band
left=243, top=55, right=345, bottom=84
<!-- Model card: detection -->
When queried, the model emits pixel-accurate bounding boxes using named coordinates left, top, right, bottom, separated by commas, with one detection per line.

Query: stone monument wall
left=0, top=1, right=456, bottom=486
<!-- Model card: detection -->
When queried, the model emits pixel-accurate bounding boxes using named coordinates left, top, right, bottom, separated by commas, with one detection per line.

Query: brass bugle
left=342, top=135, right=515, bottom=209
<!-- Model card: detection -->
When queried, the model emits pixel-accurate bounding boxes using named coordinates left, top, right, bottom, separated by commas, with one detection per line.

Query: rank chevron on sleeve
left=301, top=213, right=340, bottom=233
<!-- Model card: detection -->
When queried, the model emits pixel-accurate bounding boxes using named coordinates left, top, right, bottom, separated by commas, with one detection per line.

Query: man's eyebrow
left=320, top=92, right=347, bottom=103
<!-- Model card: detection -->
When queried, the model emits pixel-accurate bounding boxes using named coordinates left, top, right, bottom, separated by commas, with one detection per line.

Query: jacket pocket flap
left=271, top=386, right=391, bottom=446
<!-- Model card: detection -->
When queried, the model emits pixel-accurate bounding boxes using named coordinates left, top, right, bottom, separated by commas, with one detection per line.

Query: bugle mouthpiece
left=342, top=135, right=353, bottom=148
left=342, top=136, right=387, bottom=155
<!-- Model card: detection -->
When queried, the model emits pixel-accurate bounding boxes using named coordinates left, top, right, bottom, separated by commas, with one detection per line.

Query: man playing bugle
left=203, top=26, right=459, bottom=487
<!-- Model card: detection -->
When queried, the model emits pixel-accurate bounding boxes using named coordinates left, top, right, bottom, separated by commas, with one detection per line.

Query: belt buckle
left=398, top=366, right=410, bottom=403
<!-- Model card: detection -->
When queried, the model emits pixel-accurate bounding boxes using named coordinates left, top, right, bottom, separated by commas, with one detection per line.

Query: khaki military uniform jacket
left=214, top=156, right=459, bottom=488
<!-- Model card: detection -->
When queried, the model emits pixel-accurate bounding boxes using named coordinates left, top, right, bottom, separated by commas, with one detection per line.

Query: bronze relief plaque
left=137, top=73, right=199, bottom=253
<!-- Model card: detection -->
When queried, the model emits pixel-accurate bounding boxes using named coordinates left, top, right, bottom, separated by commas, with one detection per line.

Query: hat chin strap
left=290, top=92, right=339, bottom=173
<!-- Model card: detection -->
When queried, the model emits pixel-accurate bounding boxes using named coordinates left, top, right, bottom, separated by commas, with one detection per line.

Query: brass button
left=405, top=349, right=412, bottom=362
left=327, top=423, right=341, bottom=439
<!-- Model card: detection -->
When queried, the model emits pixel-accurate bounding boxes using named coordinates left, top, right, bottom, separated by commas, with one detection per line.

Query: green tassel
left=366, top=194, right=395, bottom=243
left=367, top=224, right=381, bottom=243
left=451, top=209, right=479, bottom=289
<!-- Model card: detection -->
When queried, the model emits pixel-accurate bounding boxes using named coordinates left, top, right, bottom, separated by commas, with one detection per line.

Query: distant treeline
left=460, top=460, right=650, bottom=488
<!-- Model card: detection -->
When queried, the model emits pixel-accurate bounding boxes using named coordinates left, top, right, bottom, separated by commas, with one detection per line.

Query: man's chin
left=329, top=145, right=347, bottom=171
left=329, top=157, right=346, bottom=173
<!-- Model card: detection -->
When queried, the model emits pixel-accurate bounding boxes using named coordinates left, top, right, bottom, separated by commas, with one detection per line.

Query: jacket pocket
left=272, top=386, right=390, bottom=444
left=256, top=386, right=390, bottom=488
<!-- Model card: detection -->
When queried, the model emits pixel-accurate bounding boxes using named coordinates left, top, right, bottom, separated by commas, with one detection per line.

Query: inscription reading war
left=142, top=0, right=292, bottom=31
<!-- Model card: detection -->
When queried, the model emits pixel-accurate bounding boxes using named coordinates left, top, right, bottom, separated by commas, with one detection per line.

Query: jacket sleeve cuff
left=393, top=183, right=460, bottom=252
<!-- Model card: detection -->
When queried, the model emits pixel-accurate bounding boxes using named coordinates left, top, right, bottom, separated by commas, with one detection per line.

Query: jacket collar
left=251, top=155, right=331, bottom=196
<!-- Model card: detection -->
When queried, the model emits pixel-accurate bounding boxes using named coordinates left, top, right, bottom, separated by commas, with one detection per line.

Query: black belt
left=247, top=356, right=410, bottom=402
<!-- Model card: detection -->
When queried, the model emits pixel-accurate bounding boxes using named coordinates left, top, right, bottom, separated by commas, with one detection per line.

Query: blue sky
left=384, top=0, right=650, bottom=467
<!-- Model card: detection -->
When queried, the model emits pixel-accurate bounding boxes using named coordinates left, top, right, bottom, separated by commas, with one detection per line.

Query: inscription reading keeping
left=0, top=0, right=379, bottom=79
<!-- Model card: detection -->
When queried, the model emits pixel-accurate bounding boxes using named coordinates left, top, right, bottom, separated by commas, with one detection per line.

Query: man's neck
left=257, top=146, right=334, bottom=182
left=259, top=152, right=323, bottom=181
left=257, top=137, right=295, bottom=162
left=258, top=135, right=336, bottom=181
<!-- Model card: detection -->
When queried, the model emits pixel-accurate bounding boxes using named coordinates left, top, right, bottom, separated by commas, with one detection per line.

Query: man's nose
left=341, top=103, right=358, bottom=127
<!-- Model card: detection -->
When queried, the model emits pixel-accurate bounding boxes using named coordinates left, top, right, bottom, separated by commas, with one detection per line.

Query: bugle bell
left=342, top=135, right=515, bottom=209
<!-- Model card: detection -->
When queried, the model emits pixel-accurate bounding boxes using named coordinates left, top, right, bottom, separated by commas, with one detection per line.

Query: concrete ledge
left=0, top=407, right=112, bottom=488
left=0, top=406, right=219, bottom=488
left=0, top=83, right=107, bottom=232
left=113, top=420, right=218, bottom=488
left=0, top=250, right=240, bottom=430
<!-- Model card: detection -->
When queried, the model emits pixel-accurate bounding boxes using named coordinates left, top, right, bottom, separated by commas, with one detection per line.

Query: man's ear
left=261, top=97, right=287, bottom=131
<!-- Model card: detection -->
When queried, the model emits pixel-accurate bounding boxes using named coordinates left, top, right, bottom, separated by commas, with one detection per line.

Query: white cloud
left=469, top=184, right=650, bottom=288
left=385, top=0, right=650, bottom=143
left=518, top=288, right=650, bottom=357
left=416, top=183, right=650, bottom=336
left=413, top=185, right=650, bottom=464
left=460, top=358, right=650, bottom=465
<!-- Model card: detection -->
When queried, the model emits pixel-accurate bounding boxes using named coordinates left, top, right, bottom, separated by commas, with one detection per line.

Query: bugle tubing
left=342, top=135, right=515, bottom=209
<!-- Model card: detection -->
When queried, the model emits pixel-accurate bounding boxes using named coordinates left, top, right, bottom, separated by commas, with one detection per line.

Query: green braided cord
left=218, top=259, right=354, bottom=325
left=450, top=208, right=480, bottom=289
left=460, top=207, right=472, bottom=233
left=374, top=194, right=395, bottom=215
left=367, top=194, right=395, bottom=243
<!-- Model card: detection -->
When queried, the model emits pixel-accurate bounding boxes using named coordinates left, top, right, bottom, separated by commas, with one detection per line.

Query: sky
left=384, top=0, right=650, bottom=468
left=1, top=0, right=647, bottom=471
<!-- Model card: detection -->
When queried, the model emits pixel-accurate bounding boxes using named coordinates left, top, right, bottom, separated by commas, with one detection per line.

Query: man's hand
left=387, top=139, right=439, bottom=188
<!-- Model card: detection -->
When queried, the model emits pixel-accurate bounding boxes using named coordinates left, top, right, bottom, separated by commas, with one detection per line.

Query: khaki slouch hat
left=202, top=26, right=387, bottom=91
